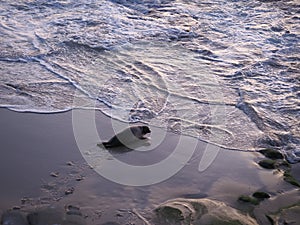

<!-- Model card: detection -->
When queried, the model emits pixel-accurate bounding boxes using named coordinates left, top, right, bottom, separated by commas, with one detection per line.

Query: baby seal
left=100, top=125, right=151, bottom=148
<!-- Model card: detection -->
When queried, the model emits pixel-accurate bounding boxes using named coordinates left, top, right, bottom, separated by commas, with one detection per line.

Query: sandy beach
left=0, top=108, right=299, bottom=224
left=1, top=0, right=299, bottom=224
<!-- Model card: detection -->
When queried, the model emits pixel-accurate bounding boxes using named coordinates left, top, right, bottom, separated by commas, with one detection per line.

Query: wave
left=0, top=0, right=299, bottom=162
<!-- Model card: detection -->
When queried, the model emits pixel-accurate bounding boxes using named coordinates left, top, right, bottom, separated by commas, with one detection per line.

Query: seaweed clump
left=238, top=191, right=270, bottom=205
left=238, top=195, right=260, bottom=205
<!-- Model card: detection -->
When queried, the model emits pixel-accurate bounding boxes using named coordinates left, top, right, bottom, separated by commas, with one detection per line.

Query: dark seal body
left=101, top=125, right=151, bottom=148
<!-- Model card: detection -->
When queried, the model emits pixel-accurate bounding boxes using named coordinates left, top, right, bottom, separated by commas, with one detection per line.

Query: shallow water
left=0, top=0, right=299, bottom=160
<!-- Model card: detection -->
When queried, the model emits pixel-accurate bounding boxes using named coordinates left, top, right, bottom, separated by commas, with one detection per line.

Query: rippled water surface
left=0, top=0, right=299, bottom=161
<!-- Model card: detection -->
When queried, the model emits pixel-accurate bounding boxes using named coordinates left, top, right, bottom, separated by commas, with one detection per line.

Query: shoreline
left=0, top=108, right=299, bottom=224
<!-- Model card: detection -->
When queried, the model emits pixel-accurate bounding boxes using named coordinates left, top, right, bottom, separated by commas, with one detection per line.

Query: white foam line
left=32, top=57, right=114, bottom=109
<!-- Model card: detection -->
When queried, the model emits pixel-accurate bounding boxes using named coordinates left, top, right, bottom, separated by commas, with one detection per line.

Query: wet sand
left=0, top=108, right=299, bottom=224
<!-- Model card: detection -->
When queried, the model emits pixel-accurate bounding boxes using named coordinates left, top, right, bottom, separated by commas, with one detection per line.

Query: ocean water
left=0, top=0, right=299, bottom=161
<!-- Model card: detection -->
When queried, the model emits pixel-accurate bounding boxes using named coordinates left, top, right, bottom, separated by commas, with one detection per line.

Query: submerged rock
left=1, top=210, right=28, bottom=225
left=259, top=149, right=283, bottom=160
left=154, top=198, right=258, bottom=225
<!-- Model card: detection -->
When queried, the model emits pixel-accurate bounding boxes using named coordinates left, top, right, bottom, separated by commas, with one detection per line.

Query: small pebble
left=50, top=172, right=59, bottom=177
left=21, top=197, right=32, bottom=205
left=76, top=176, right=84, bottom=181
left=67, top=161, right=75, bottom=166
left=66, top=205, right=80, bottom=211
left=66, top=205, right=82, bottom=216
left=65, top=187, right=75, bottom=195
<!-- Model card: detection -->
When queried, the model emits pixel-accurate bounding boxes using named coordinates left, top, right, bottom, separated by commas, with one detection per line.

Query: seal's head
left=141, top=125, right=151, bottom=135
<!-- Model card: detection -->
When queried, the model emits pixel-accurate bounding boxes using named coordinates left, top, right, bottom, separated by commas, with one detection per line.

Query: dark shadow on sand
left=97, top=139, right=151, bottom=154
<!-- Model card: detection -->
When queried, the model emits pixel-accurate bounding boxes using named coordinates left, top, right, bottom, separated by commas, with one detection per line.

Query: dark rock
left=252, top=192, right=270, bottom=199
left=258, top=159, right=276, bottom=169
left=259, top=149, right=283, bottom=159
